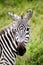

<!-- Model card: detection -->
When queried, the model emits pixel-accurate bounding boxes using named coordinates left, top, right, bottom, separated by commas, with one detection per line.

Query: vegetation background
left=0, top=0, right=43, bottom=65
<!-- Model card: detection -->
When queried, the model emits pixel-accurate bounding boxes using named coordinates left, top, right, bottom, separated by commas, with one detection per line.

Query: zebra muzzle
left=16, top=42, right=26, bottom=56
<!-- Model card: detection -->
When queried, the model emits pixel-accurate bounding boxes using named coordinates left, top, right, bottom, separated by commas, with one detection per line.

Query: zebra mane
left=0, top=26, right=10, bottom=35
left=0, top=29, right=5, bottom=35
left=0, top=21, right=14, bottom=35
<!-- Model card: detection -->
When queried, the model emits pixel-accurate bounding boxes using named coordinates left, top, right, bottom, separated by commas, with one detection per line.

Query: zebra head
left=8, top=9, right=33, bottom=56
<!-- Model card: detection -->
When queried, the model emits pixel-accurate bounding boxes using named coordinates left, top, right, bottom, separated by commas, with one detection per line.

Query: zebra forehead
left=13, top=17, right=29, bottom=29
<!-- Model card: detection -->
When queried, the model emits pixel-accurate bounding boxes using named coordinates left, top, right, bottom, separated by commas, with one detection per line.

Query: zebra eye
left=27, top=27, right=29, bottom=31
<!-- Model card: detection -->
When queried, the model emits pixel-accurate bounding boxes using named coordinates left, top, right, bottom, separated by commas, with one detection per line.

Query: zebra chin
left=16, top=42, right=26, bottom=56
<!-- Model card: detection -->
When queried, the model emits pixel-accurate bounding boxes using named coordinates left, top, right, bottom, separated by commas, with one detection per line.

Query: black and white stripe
left=0, top=27, right=17, bottom=65
left=0, top=9, right=33, bottom=65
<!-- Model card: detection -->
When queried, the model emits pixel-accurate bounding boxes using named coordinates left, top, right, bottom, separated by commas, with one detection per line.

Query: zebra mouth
left=16, top=41, right=26, bottom=56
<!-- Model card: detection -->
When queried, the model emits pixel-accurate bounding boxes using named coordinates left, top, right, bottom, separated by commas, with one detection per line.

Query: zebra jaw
left=15, top=40, right=26, bottom=56
left=16, top=42, right=26, bottom=56
left=8, top=9, right=33, bottom=21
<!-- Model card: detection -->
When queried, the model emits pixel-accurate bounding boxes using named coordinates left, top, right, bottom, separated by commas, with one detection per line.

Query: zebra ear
left=25, top=9, right=33, bottom=20
left=8, top=12, right=20, bottom=21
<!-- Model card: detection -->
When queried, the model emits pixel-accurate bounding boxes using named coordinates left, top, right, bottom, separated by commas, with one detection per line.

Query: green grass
left=0, top=0, right=43, bottom=65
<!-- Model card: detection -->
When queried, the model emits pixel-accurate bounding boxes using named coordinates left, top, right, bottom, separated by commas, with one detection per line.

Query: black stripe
left=0, top=39, right=9, bottom=63
left=0, top=43, right=2, bottom=58
left=3, top=45, right=14, bottom=62
left=26, top=32, right=29, bottom=35
left=10, top=31, right=14, bottom=39
left=0, top=39, right=14, bottom=65
left=1, top=36, right=14, bottom=61
left=25, top=41, right=28, bottom=43
left=3, top=51, right=13, bottom=65
left=26, top=37, right=29, bottom=39
left=15, top=39, right=18, bottom=46
left=0, top=62, right=3, bottom=64
left=1, top=58, right=8, bottom=62
left=4, top=34, right=13, bottom=52
left=4, top=33, right=16, bottom=57
left=1, top=35, right=14, bottom=57
left=7, top=32, right=17, bottom=50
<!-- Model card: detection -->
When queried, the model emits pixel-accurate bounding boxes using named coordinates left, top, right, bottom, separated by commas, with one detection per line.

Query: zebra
left=0, top=9, right=33, bottom=65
